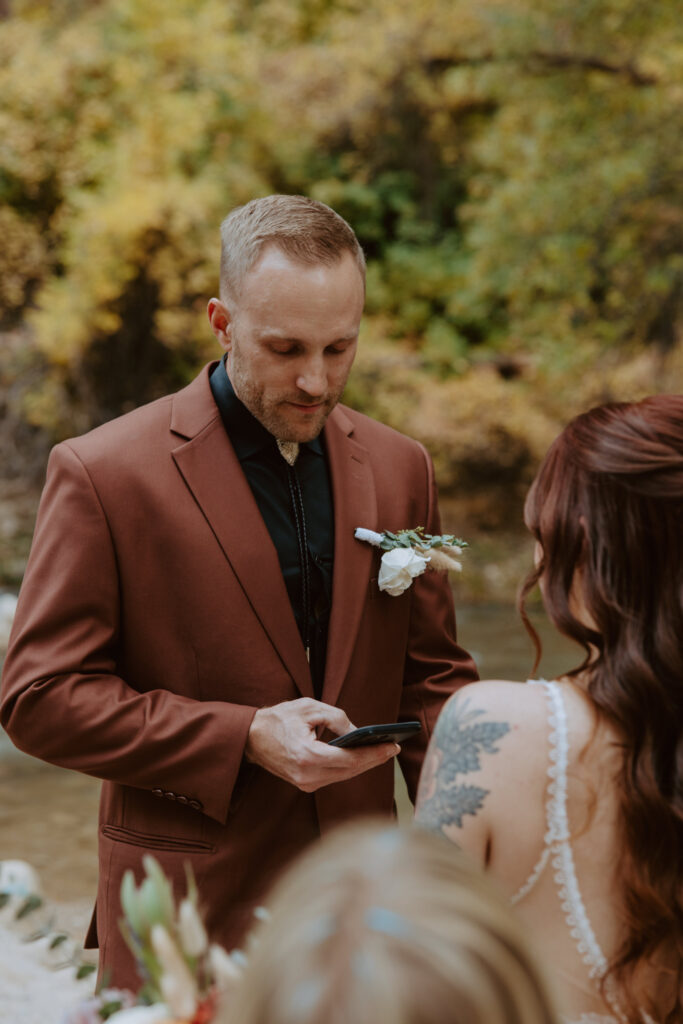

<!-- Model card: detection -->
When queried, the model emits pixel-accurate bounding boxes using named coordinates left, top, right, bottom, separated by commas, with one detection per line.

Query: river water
left=0, top=603, right=581, bottom=907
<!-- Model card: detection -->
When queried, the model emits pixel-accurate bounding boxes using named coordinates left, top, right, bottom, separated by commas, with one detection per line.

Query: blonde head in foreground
left=222, top=821, right=559, bottom=1024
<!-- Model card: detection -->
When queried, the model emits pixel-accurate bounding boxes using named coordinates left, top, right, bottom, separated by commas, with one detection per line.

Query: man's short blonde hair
left=219, top=194, right=366, bottom=304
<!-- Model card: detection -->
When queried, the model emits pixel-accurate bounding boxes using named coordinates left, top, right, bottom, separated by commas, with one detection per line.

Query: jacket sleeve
left=397, top=443, right=479, bottom=802
left=0, top=442, right=256, bottom=825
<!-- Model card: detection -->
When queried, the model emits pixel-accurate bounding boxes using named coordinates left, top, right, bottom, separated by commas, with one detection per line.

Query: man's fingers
left=334, top=741, right=401, bottom=776
left=317, top=742, right=401, bottom=788
left=250, top=700, right=402, bottom=792
left=289, top=739, right=401, bottom=792
left=311, top=738, right=400, bottom=768
left=350, top=740, right=401, bottom=765
left=302, top=701, right=355, bottom=736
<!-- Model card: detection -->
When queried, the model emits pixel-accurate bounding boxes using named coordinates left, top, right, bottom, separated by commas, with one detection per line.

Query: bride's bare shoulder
left=447, top=678, right=550, bottom=724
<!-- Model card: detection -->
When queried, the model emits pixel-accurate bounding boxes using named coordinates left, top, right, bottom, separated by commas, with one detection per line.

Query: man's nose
left=296, top=360, right=326, bottom=397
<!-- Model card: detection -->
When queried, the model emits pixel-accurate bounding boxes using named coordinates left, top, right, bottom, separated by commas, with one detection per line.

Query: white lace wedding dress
left=510, top=681, right=654, bottom=1024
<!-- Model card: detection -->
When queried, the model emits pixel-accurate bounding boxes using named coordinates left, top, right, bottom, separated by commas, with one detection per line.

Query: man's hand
left=244, top=698, right=400, bottom=792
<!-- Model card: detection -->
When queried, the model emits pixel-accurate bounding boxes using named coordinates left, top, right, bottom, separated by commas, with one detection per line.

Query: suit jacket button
left=188, top=799, right=202, bottom=811
left=152, top=788, right=163, bottom=797
left=176, top=795, right=189, bottom=805
left=164, top=791, right=176, bottom=800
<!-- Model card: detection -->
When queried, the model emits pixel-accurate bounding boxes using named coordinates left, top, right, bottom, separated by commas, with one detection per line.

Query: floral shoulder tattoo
left=415, top=696, right=510, bottom=836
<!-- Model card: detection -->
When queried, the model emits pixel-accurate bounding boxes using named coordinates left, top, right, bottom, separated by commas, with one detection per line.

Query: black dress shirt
left=210, top=359, right=334, bottom=696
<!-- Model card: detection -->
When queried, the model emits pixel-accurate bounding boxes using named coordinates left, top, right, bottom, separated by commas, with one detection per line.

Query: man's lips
left=287, top=401, right=326, bottom=412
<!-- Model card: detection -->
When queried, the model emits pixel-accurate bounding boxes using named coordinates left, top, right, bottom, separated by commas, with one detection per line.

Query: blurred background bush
left=1, top=0, right=681, bottom=588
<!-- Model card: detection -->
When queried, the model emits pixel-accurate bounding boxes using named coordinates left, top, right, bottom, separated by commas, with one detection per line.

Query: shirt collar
left=209, top=358, right=324, bottom=459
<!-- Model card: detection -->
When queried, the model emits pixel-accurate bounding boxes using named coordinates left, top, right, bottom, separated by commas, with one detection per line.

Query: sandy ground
left=0, top=751, right=100, bottom=902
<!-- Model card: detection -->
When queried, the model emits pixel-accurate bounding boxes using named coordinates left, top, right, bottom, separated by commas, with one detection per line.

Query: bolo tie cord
left=286, top=465, right=312, bottom=662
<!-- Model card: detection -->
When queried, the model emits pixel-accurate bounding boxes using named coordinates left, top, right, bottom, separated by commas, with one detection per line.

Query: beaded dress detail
left=510, top=681, right=626, bottom=1024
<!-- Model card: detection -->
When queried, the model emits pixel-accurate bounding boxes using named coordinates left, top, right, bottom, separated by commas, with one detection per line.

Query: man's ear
left=207, top=298, right=232, bottom=352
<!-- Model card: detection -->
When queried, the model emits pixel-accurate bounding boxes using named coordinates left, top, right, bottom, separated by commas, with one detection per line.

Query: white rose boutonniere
left=377, top=547, right=430, bottom=596
left=355, top=526, right=468, bottom=596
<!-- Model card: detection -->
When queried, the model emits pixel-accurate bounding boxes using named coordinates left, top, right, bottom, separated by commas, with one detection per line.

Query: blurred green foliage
left=1, top=0, right=681, bottom=505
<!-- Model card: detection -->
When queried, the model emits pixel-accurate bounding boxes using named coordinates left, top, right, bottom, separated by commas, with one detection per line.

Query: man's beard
left=228, top=358, right=336, bottom=442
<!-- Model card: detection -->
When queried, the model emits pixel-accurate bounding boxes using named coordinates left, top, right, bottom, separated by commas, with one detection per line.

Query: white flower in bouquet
left=151, top=923, right=199, bottom=1018
left=68, top=855, right=251, bottom=1024
left=103, top=1006, right=172, bottom=1024
left=117, top=858, right=212, bottom=1019
left=208, top=943, right=244, bottom=991
left=178, top=898, right=208, bottom=958
left=0, top=859, right=41, bottom=898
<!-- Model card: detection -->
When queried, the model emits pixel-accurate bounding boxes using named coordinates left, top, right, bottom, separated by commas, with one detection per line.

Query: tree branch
left=424, top=51, right=658, bottom=87
left=529, top=50, right=658, bottom=86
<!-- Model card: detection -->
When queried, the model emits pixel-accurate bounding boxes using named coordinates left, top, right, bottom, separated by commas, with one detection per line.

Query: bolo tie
left=276, top=440, right=312, bottom=663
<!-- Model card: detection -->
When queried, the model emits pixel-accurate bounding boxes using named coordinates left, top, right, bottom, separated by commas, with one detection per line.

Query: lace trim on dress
left=565, top=1014, right=656, bottom=1024
left=564, top=1015, right=618, bottom=1024
left=543, top=681, right=610, bottom=983
left=509, top=844, right=551, bottom=906
left=511, top=682, right=608, bottom=978
left=511, top=681, right=655, bottom=1024
left=510, top=679, right=556, bottom=906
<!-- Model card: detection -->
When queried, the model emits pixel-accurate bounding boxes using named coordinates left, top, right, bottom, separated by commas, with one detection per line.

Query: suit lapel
left=170, top=367, right=313, bottom=699
left=322, top=407, right=377, bottom=708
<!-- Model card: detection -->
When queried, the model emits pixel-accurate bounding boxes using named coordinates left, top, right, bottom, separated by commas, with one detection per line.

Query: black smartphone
left=328, top=721, right=421, bottom=748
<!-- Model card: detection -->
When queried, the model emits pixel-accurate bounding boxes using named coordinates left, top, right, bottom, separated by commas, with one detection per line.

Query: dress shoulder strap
left=512, top=683, right=652, bottom=1024
left=510, top=678, right=558, bottom=905
left=543, top=681, right=609, bottom=982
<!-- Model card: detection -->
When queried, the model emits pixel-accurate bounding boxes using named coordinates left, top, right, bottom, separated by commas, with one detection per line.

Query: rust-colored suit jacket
left=0, top=364, right=477, bottom=989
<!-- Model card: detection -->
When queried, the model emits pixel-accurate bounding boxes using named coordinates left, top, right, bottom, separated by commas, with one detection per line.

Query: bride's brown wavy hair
left=519, top=395, right=683, bottom=1022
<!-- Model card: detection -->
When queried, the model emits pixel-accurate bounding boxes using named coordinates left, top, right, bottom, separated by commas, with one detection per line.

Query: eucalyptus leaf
left=379, top=527, right=468, bottom=557
left=100, top=1000, right=125, bottom=1021
left=119, top=917, right=145, bottom=965
left=141, top=855, right=175, bottom=924
left=15, top=895, right=42, bottom=919
left=120, top=870, right=144, bottom=936
left=184, top=861, right=199, bottom=906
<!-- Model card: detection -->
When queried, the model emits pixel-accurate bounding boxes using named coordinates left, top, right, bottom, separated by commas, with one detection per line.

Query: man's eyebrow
left=259, top=331, right=359, bottom=344
left=329, top=331, right=359, bottom=343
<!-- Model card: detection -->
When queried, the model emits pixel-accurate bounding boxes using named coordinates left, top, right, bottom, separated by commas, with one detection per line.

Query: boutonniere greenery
left=354, top=526, right=468, bottom=596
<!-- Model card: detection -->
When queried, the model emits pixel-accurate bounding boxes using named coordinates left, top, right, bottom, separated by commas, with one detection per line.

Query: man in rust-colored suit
left=1, top=196, right=477, bottom=988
